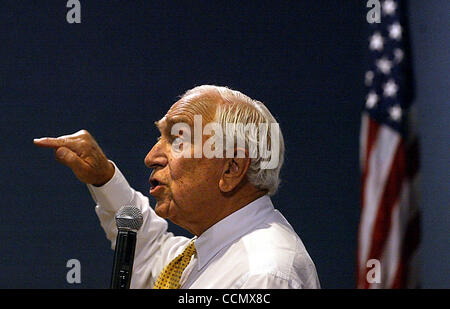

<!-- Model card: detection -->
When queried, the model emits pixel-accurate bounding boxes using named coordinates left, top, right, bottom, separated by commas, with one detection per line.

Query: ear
left=219, top=148, right=251, bottom=193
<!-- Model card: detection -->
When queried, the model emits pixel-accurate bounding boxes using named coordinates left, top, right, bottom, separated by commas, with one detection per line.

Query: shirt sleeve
left=86, top=161, right=190, bottom=288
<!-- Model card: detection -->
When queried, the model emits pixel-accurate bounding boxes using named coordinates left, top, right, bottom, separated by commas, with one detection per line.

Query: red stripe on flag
left=361, top=117, right=381, bottom=179
left=363, top=139, right=406, bottom=289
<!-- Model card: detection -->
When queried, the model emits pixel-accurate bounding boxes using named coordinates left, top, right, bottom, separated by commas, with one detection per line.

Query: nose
left=144, top=139, right=168, bottom=169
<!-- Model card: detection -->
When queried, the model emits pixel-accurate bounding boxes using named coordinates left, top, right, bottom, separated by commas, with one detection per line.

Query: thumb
left=55, top=146, right=87, bottom=173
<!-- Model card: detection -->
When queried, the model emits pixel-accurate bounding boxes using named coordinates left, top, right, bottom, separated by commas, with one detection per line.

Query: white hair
left=183, top=85, right=285, bottom=196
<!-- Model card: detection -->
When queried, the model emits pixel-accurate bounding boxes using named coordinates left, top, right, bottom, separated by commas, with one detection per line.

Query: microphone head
left=115, top=205, right=143, bottom=231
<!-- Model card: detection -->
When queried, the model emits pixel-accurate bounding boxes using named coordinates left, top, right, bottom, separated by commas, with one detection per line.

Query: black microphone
left=110, top=205, right=143, bottom=289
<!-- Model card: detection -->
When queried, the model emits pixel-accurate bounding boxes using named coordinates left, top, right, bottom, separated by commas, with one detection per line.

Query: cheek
left=168, top=157, right=189, bottom=183
left=166, top=159, right=195, bottom=203
left=168, top=158, right=221, bottom=199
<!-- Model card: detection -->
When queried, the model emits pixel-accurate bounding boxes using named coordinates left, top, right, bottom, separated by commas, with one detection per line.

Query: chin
left=154, top=200, right=172, bottom=219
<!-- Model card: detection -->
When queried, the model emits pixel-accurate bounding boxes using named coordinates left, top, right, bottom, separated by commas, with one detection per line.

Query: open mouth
left=150, top=178, right=160, bottom=188
left=149, top=178, right=165, bottom=196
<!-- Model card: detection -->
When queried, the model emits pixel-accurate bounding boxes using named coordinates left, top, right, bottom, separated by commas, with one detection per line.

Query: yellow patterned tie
left=153, top=241, right=197, bottom=289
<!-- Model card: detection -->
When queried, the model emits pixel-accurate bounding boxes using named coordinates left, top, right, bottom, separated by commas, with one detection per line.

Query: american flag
left=357, top=0, right=421, bottom=288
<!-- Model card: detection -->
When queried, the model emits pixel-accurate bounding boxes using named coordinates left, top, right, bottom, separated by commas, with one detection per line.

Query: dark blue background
left=0, top=1, right=448, bottom=288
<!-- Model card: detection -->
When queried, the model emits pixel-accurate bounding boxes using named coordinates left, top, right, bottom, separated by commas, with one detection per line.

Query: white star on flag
left=376, top=57, right=393, bottom=74
left=370, top=32, right=384, bottom=51
left=388, top=23, right=402, bottom=40
left=388, top=104, right=402, bottom=121
left=382, top=0, right=397, bottom=16
left=366, top=91, right=378, bottom=108
left=383, top=79, right=398, bottom=97
left=394, top=48, right=404, bottom=63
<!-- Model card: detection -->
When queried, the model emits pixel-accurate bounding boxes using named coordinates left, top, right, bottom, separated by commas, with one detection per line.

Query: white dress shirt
left=88, top=162, right=320, bottom=289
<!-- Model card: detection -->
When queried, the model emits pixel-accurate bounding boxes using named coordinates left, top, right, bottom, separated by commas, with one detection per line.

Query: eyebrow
left=154, top=116, right=193, bottom=135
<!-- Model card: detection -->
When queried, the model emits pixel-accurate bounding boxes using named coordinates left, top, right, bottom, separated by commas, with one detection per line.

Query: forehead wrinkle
left=168, top=91, right=222, bottom=125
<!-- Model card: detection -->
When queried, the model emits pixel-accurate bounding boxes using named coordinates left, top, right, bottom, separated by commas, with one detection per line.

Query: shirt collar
left=194, top=195, right=274, bottom=270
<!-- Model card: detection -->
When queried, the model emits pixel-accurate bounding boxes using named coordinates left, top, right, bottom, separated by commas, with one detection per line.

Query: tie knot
left=183, top=241, right=196, bottom=258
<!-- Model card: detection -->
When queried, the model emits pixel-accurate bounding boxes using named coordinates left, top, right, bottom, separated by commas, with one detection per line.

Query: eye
left=171, top=137, right=183, bottom=150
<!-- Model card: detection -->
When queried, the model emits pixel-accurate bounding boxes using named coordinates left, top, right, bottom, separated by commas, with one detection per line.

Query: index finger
left=33, top=137, right=71, bottom=148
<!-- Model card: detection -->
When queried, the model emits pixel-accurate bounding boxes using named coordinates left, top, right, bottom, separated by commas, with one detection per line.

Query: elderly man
left=34, top=85, right=320, bottom=289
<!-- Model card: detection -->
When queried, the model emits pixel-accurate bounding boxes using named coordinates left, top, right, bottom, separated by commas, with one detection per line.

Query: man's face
left=144, top=96, right=225, bottom=234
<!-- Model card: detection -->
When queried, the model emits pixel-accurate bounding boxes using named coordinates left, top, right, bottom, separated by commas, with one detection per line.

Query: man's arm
left=34, top=129, right=190, bottom=288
